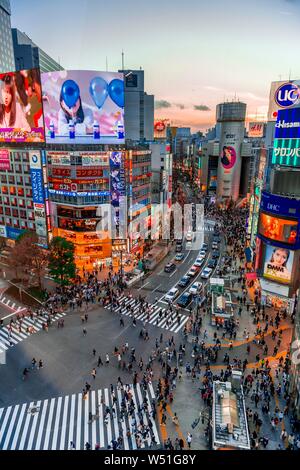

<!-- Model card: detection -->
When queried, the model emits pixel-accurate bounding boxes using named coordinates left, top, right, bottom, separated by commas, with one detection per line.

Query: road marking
left=138, top=281, right=150, bottom=291
left=169, top=270, right=177, bottom=278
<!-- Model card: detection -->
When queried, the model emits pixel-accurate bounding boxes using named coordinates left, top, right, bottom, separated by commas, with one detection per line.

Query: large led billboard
left=42, top=70, right=125, bottom=144
left=258, top=212, right=298, bottom=245
left=263, top=244, right=294, bottom=284
left=0, top=69, right=45, bottom=143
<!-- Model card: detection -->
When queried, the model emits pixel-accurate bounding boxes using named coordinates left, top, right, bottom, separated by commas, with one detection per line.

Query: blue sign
left=30, top=169, right=44, bottom=204
left=275, top=107, right=300, bottom=139
left=6, top=227, right=24, bottom=240
left=260, top=191, right=300, bottom=218
left=275, top=83, right=300, bottom=109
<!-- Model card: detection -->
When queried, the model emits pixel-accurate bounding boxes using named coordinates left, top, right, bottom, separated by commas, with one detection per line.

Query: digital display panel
left=0, top=68, right=45, bottom=143
left=258, top=212, right=298, bottom=245
left=263, top=244, right=294, bottom=284
left=42, top=70, right=125, bottom=144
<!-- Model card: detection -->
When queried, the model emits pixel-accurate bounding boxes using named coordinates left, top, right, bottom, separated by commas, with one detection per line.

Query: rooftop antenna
left=121, top=50, right=124, bottom=71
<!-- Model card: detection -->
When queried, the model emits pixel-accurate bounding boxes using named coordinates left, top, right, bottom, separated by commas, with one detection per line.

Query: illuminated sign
left=275, top=107, right=300, bottom=139
left=48, top=189, right=110, bottom=197
left=260, top=191, right=300, bottom=218
left=248, top=122, right=264, bottom=138
left=268, top=80, right=300, bottom=121
left=263, top=244, right=294, bottom=285
left=258, top=212, right=298, bottom=245
left=272, top=138, right=300, bottom=166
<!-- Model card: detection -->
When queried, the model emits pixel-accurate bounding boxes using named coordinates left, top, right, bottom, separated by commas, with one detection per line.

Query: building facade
left=0, top=0, right=14, bottom=73
left=12, top=29, right=63, bottom=72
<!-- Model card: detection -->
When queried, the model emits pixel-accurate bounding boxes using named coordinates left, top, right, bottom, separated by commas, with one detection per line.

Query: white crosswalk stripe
left=105, top=295, right=189, bottom=333
left=0, top=383, right=160, bottom=450
left=0, top=312, right=67, bottom=354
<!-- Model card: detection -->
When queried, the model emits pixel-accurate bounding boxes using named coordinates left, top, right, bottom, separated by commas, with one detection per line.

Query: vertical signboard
left=267, top=80, right=300, bottom=122
left=29, top=151, right=47, bottom=239
left=109, top=151, right=126, bottom=239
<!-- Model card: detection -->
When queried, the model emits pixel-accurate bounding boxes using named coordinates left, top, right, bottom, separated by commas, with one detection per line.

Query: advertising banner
left=275, top=107, right=300, bottom=140
left=42, top=70, right=125, bottom=144
left=110, top=151, right=126, bottom=239
left=272, top=138, right=300, bottom=167
left=0, top=148, right=10, bottom=170
left=248, top=122, right=264, bottom=138
left=260, top=191, right=300, bottom=218
left=76, top=168, right=103, bottom=178
left=81, top=153, right=109, bottom=166
left=52, top=168, right=71, bottom=177
left=268, top=80, right=300, bottom=122
left=49, top=152, right=71, bottom=166
left=0, top=68, right=45, bottom=142
left=154, top=119, right=169, bottom=139
left=30, top=169, right=45, bottom=204
left=258, top=212, right=298, bottom=245
left=263, top=244, right=294, bottom=284
left=6, top=226, right=24, bottom=240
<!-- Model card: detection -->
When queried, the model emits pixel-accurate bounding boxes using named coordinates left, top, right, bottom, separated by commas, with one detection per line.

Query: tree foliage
left=48, top=237, right=76, bottom=286
left=10, top=231, right=48, bottom=287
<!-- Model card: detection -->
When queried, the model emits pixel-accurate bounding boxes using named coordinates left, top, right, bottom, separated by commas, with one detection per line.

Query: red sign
left=49, top=182, right=78, bottom=191
left=52, top=168, right=71, bottom=177
left=76, top=168, right=103, bottom=177
left=0, top=149, right=10, bottom=171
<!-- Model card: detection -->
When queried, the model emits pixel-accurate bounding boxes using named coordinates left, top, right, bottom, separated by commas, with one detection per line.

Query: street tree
left=48, top=237, right=76, bottom=286
left=9, top=231, right=48, bottom=286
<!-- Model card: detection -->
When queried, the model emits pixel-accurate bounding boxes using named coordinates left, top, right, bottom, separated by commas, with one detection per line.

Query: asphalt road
left=132, top=222, right=220, bottom=308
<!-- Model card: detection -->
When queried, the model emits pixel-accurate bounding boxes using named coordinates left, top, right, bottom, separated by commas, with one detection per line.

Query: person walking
left=187, top=432, right=192, bottom=449
left=106, top=354, right=110, bottom=365
left=97, top=356, right=103, bottom=367
left=91, top=368, right=97, bottom=380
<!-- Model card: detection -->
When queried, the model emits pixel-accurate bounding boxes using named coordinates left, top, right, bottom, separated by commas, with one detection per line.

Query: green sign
left=272, top=138, right=300, bottom=166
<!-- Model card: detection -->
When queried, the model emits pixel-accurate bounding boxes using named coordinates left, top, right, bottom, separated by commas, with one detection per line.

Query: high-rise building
left=12, top=29, right=63, bottom=72
left=120, top=69, right=154, bottom=142
left=216, top=101, right=246, bottom=201
left=0, top=0, right=15, bottom=73
left=255, top=106, right=300, bottom=315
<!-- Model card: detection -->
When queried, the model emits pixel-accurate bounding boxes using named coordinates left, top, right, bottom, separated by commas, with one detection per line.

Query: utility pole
left=121, top=50, right=124, bottom=71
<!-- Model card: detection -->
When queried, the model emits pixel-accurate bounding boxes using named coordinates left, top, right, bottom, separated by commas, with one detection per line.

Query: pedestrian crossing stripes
left=105, top=295, right=189, bottom=333
left=0, top=383, right=160, bottom=450
left=0, top=312, right=66, bottom=355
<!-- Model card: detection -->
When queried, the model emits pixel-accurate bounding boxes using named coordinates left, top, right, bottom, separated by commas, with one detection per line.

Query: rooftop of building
left=212, top=380, right=250, bottom=450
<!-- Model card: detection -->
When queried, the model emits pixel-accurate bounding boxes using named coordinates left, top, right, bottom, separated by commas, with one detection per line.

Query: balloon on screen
left=89, top=77, right=108, bottom=109
left=61, top=80, right=80, bottom=108
left=108, top=79, right=124, bottom=108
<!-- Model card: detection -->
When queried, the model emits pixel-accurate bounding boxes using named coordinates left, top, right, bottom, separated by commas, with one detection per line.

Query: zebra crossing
left=0, top=383, right=160, bottom=450
left=105, top=295, right=189, bottom=333
left=0, top=312, right=67, bottom=355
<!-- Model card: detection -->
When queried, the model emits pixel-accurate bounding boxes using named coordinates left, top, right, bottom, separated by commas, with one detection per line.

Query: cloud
left=155, top=100, right=172, bottom=109
left=174, top=103, right=185, bottom=110
left=194, top=105, right=211, bottom=111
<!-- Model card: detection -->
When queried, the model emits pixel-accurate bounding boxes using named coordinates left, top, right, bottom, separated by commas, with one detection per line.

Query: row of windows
left=0, top=206, right=34, bottom=219
left=1, top=187, right=32, bottom=197
left=0, top=195, right=33, bottom=208
left=0, top=216, right=35, bottom=231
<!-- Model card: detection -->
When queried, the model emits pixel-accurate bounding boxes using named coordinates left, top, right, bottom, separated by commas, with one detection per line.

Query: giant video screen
left=258, top=211, right=298, bottom=245
left=263, top=244, right=294, bottom=284
left=42, top=70, right=125, bottom=144
left=0, top=69, right=45, bottom=143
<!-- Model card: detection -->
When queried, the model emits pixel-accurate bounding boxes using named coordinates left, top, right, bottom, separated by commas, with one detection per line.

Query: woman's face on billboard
left=61, top=97, right=80, bottom=116
left=2, top=85, right=12, bottom=108
left=273, top=249, right=288, bottom=266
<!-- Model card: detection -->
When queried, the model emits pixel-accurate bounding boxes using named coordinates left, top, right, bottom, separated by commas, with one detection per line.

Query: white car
left=187, top=266, right=198, bottom=277
left=201, top=267, right=213, bottom=279
left=199, top=249, right=206, bottom=257
left=185, top=230, right=193, bottom=242
left=212, top=241, right=219, bottom=250
left=194, top=258, right=205, bottom=267
left=189, top=282, right=203, bottom=295
left=165, top=287, right=179, bottom=302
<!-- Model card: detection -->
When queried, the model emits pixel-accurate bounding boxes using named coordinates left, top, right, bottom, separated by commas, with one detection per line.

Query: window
left=5, top=207, right=11, bottom=216
left=18, top=188, right=24, bottom=197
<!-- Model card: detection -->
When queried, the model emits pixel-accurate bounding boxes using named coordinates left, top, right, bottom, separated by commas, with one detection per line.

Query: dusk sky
left=12, top=0, right=300, bottom=132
